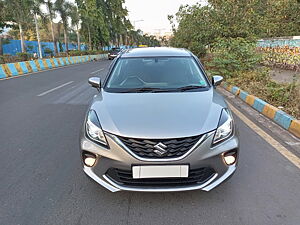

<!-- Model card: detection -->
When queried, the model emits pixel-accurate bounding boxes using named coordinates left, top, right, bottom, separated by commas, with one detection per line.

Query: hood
left=91, top=88, right=227, bottom=139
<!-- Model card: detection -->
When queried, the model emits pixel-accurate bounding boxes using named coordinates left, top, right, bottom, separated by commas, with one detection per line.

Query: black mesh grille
left=118, top=135, right=202, bottom=159
left=106, top=167, right=216, bottom=187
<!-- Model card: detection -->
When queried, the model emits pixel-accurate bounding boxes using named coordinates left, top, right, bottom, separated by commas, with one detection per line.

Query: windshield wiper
left=120, top=87, right=163, bottom=93
left=177, top=85, right=207, bottom=91
left=119, top=86, right=207, bottom=93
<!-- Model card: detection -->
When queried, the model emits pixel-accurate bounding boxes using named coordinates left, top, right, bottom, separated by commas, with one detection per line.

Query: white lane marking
left=90, top=68, right=104, bottom=74
left=37, top=81, right=74, bottom=97
left=228, top=102, right=300, bottom=169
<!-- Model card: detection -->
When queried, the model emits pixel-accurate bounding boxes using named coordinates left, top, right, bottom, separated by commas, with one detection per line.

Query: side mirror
left=212, top=75, right=223, bottom=87
left=88, top=77, right=101, bottom=90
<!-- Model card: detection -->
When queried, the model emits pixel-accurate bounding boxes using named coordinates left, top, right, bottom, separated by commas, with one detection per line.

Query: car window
left=105, top=57, right=208, bottom=92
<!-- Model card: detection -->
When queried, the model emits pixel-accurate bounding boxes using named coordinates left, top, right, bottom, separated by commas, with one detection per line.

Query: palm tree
left=70, top=5, right=81, bottom=51
left=55, top=0, right=72, bottom=52
left=44, top=0, right=58, bottom=55
left=30, top=0, right=44, bottom=58
left=3, top=0, right=32, bottom=53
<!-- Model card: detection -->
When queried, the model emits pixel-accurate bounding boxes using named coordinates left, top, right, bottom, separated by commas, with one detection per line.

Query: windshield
left=105, top=57, right=209, bottom=92
left=111, top=48, right=120, bottom=52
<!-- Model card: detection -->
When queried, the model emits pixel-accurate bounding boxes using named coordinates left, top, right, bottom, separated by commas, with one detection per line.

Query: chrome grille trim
left=106, top=131, right=215, bottom=162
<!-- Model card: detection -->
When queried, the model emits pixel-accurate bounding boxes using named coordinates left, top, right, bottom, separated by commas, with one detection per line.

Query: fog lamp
left=84, top=157, right=96, bottom=167
left=83, top=152, right=97, bottom=167
left=223, top=151, right=237, bottom=165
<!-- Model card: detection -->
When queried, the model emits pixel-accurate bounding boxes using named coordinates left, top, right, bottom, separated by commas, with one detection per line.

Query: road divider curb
left=0, top=54, right=107, bottom=80
left=221, top=82, right=300, bottom=138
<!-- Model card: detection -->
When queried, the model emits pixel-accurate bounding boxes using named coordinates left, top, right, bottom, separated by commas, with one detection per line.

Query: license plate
left=132, top=165, right=189, bottom=179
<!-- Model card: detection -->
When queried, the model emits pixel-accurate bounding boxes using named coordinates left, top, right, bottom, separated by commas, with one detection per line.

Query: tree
left=76, top=0, right=133, bottom=49
left=170, top=0, right=300, bottom=56
left=30, top=0, right=44, bottom=58
left=0, top=0, right=12, bottom=55
left=55, top=0, right=73, bottom=52
left=159, top=36, right=169, bottom=46
left=69, top=4, right=81, bottom=50
left=43, top=0, right=58, bottom=55
left=3, top=0, right=33, bottom=53
left=104, top=0, right=130, bottom=46
left=76, top=0, right=109, bottom=50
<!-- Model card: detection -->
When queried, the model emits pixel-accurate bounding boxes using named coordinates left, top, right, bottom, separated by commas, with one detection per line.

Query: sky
left=48, top=0, right=203, bottom=34
left=124, top=0, right=202, bottom=34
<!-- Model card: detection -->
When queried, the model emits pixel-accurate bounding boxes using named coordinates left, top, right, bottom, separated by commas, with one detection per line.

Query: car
left=108, top=47, right=121, bottom=60
left=80, top=47, right=239, bottom=192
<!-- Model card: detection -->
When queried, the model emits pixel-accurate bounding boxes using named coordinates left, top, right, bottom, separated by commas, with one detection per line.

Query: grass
left=226, top=68, right=300, bottom=119
left=201, top=55, right=300, bottom=119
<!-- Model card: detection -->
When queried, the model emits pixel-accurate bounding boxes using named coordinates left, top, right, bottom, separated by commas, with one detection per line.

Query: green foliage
left=55, top=0, right=72, bottom=30
left=260, top=47, right=300, bottom=71
left=1, top=50, right=106, bottom=64
left=58, top=42, right=63, bottom=52
left=208, top=38, right=262, bottom=78
left=68, top=50, right=82, bottom=56
left=127, top=30, right=160, bottom=47
left=68, top=49, right=106, bottom=56
left=57, top=52, right=68, bottom=57
left=76, top=0, right=123, bottom=48
left=16, top=52, right=33, bottom=61
left=44, top=47, right=53, bottom=56
left=226, top=69, right=300, bottom=118
left=1, top=0, right=160, bottom=56
left=0, top=0, right=13, bottom=33
left=170, top=0, right=300, bottom=55
left=265, top=82, right=294, bottom=104
left=27, top=45, right=34, bottom=51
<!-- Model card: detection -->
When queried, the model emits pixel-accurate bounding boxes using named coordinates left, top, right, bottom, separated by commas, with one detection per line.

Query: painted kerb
left=0, top=54, right=107, bottom=80
left=221, top=82, right=300, bottom=138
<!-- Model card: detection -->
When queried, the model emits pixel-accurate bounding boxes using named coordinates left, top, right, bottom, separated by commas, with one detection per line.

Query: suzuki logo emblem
left=153, top=142, right=167, bottom=156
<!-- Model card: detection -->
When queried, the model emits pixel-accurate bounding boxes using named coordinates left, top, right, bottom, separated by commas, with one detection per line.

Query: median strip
left=0, top=54, right=107, bottom=80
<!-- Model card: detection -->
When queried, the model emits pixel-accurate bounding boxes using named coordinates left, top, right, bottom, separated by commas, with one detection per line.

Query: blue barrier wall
left=258, top=38, right=300, bottom=47
left=3, top=40, right=136, bottom=56
left=3, top=40, right=86, bottom=56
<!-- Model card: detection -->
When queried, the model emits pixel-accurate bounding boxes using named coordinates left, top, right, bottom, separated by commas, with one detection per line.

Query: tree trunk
left=124, top=34, right=127, bottom=46
left=76, top=26, right=80, bottom=51
left=120, top=35, right=124, bottom=46
left=50, top=20, right=58, bottom=55
left=19, top=23, right=26, bottom=53
left=63, top=27, right=68, bottom=52
left=0, top=37, right=3, bottom=55
left=34, top=13, right=43, bottom=58
left=87, top=25, right=91, bottom=50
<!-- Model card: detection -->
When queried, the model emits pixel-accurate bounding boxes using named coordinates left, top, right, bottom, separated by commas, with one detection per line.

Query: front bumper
left=80, top=131, right=239, bottom=192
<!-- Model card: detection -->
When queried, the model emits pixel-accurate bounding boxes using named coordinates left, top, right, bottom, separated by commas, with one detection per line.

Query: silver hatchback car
left=80, top=47, right=239, bottom=192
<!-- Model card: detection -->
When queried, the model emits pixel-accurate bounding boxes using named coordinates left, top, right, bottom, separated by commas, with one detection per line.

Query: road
left=0, top=60, right=299, bottom=225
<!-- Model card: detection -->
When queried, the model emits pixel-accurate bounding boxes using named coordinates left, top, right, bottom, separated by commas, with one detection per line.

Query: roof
left=120, top=47, right=191, bottom=58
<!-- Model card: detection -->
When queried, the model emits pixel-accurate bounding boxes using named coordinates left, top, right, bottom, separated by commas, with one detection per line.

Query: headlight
left=86, top=110, right=108, bottom=146
left=213, top=109, right=233, bottom=145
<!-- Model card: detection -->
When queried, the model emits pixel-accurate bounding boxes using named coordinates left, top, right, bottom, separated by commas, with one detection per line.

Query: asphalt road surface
left=0, top=60, right=299, bottom=225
